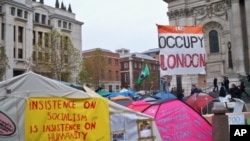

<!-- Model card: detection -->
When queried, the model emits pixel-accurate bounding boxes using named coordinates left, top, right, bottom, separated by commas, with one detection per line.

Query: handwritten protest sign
left=157, top=25, right=206, bottom=76
left=25, top=97, right=110, bottom=141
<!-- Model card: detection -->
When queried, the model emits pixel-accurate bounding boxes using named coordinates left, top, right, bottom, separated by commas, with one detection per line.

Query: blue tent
left=153, top=92, right=177, bottom=100
left=107, top=90, right=140, bottom=100
left=96, top=89, right=110, bottom=97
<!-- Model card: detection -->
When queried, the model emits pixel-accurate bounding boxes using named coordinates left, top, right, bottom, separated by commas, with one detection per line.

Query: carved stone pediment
left=167, top=0, right=231, bottom=20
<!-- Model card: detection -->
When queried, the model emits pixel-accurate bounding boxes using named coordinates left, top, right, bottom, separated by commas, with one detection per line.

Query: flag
left=137, top=64, right=150, bottom=85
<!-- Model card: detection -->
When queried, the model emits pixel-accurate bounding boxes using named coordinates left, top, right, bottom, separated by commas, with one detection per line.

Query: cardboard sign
left=228, top=114, right=245, bottom=125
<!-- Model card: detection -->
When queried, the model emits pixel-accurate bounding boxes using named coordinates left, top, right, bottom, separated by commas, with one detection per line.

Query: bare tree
left=0, top=45, right=9, bottom=80
left=32, top=30, right=81, bottom=82
left=79, top=49, right=108, bottom=88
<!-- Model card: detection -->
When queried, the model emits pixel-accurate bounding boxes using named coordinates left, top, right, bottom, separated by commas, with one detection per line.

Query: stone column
left=245, top=0, right=250, bottom=73
left=231, top=0, right=245, bottom=74
left=212, top=102, right=229, bottom=141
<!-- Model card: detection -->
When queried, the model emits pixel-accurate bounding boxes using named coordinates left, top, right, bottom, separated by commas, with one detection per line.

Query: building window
left=115, top=59, right=118, bottom=66
left=109, top=85, right=112, bottom=92
left=38, top=32, right=43, bottom=46
left=209, top=30, right=219, bottom=53
left=13, top=70, right=25, bottom=77
left=42, top=15, right=46, bottom=24
left=33, top=31, right=36, bottom=45
left=13, top=48, right=16, bottom=58
left=48, top=20, right=50, bottom=25
left=68, top=23, right=71, bottom=29
left=109, top=70, right=112, bottom=80
left=35, top=13, right=40, bottom=23
left=108, top=58, right=112, bottom=64
left=18, top=48, right=23, bottom=59
left=115, top=71, right=119, bottom=81
left=58, top=20, right=61, bottom=27
left=11, top=7, right=15, bottom=16
left=13, top=26, right=16, bottom=41
left=1, top=23, right=5, bottom=40
left=134, top=62, right=137, bottom=68
left=32, top=51, right=36, bottom=61
left=45, top=52, right=49, bottom=62
left=124, top=63, right=128, bottom=69
left=138, top=63, right=142, bottom=69
left=17, top=9, right=22, bottom=17
left=63, top=21, right=67, bottom=28
left=18, top=26, right=23, bottom=43
left=24, top=11, right=28, bottom=19
left=116, top=85, right=119, bottom=91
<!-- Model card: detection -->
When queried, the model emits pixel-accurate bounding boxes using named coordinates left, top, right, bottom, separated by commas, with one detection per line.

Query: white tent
left=0, top=71, right=161, bottom=141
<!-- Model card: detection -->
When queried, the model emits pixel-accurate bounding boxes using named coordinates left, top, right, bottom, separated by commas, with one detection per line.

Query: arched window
left=209, top=30, right=219, bottom=53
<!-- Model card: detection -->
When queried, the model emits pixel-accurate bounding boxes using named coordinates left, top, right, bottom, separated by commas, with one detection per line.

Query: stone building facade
left=164, top=0, right=250, bottom=94
left=0, top=0, right=83, bottom=80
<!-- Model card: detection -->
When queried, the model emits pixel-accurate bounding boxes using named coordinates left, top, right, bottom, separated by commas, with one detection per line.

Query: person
left=223, top=76, right=230, bottom=93
left=247, top=73, right=250, bottom=82
left=170, top=87, right=177, bottom=95
left=219, top=82, right=226, bottom=97
left=213, top=77, right=218, bottom=92
left=229, top=83, right=241, bottom=99
left=239, top=79, right=249, bottom=97
left=191, top=84, right=201, bottom=95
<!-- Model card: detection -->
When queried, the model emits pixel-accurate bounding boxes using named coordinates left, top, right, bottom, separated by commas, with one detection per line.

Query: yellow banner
left=25, top=97, right=110, bottom=141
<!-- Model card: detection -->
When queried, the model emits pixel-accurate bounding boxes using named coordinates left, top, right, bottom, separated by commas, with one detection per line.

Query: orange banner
left=157, top=25, right=203, bottom=34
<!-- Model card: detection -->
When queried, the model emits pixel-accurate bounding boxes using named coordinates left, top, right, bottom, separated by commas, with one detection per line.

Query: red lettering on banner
left=29, top=100, right=76, bottom=110
left=160, top=54, right=205, bottom=69
left=83, top=101, right=96, bottom=109
left=47, top=131, right=87, bottom=141
left=47, top=112, right=87, bottom=121
left=160, top=55, right=167, bottom=70
left=84, top=122, right=96, bottom=130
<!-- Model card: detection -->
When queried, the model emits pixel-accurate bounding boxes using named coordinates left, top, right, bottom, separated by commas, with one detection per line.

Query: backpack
left=219, top=86, right=226, bottom=97
left=223, top=86, right=226, bottom=92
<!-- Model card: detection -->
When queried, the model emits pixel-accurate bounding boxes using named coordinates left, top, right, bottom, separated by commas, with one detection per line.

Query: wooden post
left=212, top=102, right=229, bottom=141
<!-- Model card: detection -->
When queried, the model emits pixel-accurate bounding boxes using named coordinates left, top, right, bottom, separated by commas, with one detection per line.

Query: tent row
left=2, top=71, right=245, bottom=140
left=97, top=88, right=213, bottom=140
left=0, top=71, right=161, bottom=141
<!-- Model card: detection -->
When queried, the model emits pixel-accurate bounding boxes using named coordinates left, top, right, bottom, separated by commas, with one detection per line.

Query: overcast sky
left=45, top=0, right=169, bottom=53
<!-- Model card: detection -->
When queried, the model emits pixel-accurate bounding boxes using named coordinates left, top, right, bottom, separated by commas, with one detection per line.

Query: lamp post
left=176, top=75, right=183, bottom=99
left=228, top=41, right=233, bottom=69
